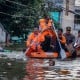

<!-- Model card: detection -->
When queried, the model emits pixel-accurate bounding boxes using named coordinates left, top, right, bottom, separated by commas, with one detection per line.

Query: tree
left=0, top=0, right=46, bottom=37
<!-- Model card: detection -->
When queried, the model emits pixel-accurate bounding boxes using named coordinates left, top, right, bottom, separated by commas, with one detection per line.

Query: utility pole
left=65, top=0, right=69, bottom=15
left=62, top=0, right=75, bottom=32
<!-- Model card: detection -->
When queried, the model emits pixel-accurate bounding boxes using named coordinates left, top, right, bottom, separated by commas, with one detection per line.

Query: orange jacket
left=60, top=35, right=66, bottom=44
left=41, top=29, right=57, bottom=41
left=26, top=33, right=36, bottom=47
left=26, top=32, right=45, bottom=49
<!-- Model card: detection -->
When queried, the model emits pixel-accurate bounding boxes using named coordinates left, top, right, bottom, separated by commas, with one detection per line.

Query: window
left=75, top=0, right=80, bottom=6
left=74, top=14, right=80, bottom=30
left=49, top=12, right=60, bottom=22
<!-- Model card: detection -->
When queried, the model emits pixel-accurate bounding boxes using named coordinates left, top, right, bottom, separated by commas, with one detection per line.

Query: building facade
left=0, top=23, right=6, bottom=43
left=45, top=0, right=63, bottom=28
left=46, top=0, right=80, bottom=34
left=74, top=1, right=80, bottom=30
left=62, top=0, right=75, bottom=32
left=62, top=0, right=80, bottom=34
left=0, top=23, right=10, bottom=44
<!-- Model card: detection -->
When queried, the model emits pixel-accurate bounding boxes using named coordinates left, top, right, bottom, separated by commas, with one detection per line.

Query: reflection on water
left=1, top=52, right=80, bottom=80
left=24, top=58, right=80, bottom=80
left=0, top=58, right=26, bottom=80
left=24, top=59, right=45, bottom=80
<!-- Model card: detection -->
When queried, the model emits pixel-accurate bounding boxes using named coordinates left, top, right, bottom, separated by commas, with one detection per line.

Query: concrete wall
left=0, top=27, right=6, bottom=42
left=62, top=0, right=75, bottom=33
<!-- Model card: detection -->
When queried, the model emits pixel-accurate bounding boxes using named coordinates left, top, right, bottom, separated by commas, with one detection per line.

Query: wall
left=0, top=24, right=6, bottom=43
left=62, top=0, right=75, bottom=33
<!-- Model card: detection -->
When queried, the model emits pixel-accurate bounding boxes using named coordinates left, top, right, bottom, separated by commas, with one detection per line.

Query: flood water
left=0, top=52, right=80, bottom=80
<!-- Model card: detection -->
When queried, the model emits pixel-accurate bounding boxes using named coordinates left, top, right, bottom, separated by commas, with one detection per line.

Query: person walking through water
left=74, top=30, right=80, bottom=56
left=64, top=27, right=76, bottom=58
left=56, top=28, right=70, bottom=58
left=64, top=26, right=75, bottom=45
left=74, top=30, right=80, bottom=48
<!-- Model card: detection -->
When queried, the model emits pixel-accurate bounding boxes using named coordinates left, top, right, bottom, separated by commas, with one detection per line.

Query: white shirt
left=74, top=37, right=80, bottom=48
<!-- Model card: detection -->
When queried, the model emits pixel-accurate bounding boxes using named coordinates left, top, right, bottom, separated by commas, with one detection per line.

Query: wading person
left=74, top=30, right=80, bottom=56
left=64, top=27, right=75, bottom=45
left=64, top=27, right=76, bottom=58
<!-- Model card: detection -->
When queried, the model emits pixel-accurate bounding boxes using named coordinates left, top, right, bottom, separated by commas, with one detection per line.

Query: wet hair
left=43, top=14, right=50, bottom=19
left=66, top=26, right=71, bottom=31
left=58, top=28, right=63, bottom=32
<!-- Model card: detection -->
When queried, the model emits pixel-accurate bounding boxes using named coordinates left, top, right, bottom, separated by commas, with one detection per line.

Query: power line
left=5, top=0, right=27, bottom=7
left=1, top=11, right=79, bottom=20
left=0, top=0, right=80, bottom=17
left=0, top=12, right=12, bottom=16
left=0, top=0, right=33, bottom=10
left=0, top=3, right=17, bottom=10
left=4, top=0, right=79, bottom=11
left=0, top=11, right=33, bottom=18
left=4, top=0, right=70, bottom=10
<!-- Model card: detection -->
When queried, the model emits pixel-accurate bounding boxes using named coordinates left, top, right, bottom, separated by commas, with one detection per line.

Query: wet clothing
left=39, top=18, right=57, bottom=48
left=59, top=35, right=66, bottom=44
left=26, top=32, right=45, bottom=51
left=40, top=35, right=57, bottom=52
left=26, top=33, right=39, bottom=47
left=63, top=33, right=77, bottom=58
left=40, top=35, right=52, bottom=52
left=74, top=37, right=80, bottom=48
left=56, top=35, right=68, bottom=53
left=40, top=34, right=68, bottom=53
left=42, top=28, right=56, bottom=40
left=64, top=33, right=75, bottom=45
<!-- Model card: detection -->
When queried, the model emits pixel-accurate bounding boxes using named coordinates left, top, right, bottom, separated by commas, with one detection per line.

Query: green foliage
left=0, top=0, right=61, bottom=37
left=0, top=0, right=46, bottom=37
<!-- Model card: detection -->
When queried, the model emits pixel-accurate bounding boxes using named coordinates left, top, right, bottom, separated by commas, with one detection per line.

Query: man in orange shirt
left=39, top=15, right=56, bottom=42
left=26, top=28, right=40, bottom=47
left=26, top=27, right=45, bottom=56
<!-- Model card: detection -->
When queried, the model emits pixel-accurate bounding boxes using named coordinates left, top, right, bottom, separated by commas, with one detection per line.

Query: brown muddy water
left=0, top=52, right=80, bottom=80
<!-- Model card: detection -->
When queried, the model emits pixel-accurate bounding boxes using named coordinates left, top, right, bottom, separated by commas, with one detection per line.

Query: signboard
left=49, top=12, right=60, bottom=22
left=75, top=0, right=80, bottom=6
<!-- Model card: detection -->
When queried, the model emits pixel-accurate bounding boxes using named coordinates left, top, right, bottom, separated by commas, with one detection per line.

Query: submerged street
left=0, top=0, right=80, bottom=80
left=0, top=52, right=80, bottom=80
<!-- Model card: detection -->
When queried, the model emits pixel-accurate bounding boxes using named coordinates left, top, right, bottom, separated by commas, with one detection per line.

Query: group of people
left=64, top=27, right=80, bottom=52
left=26, top=15, right=80, bottom=58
